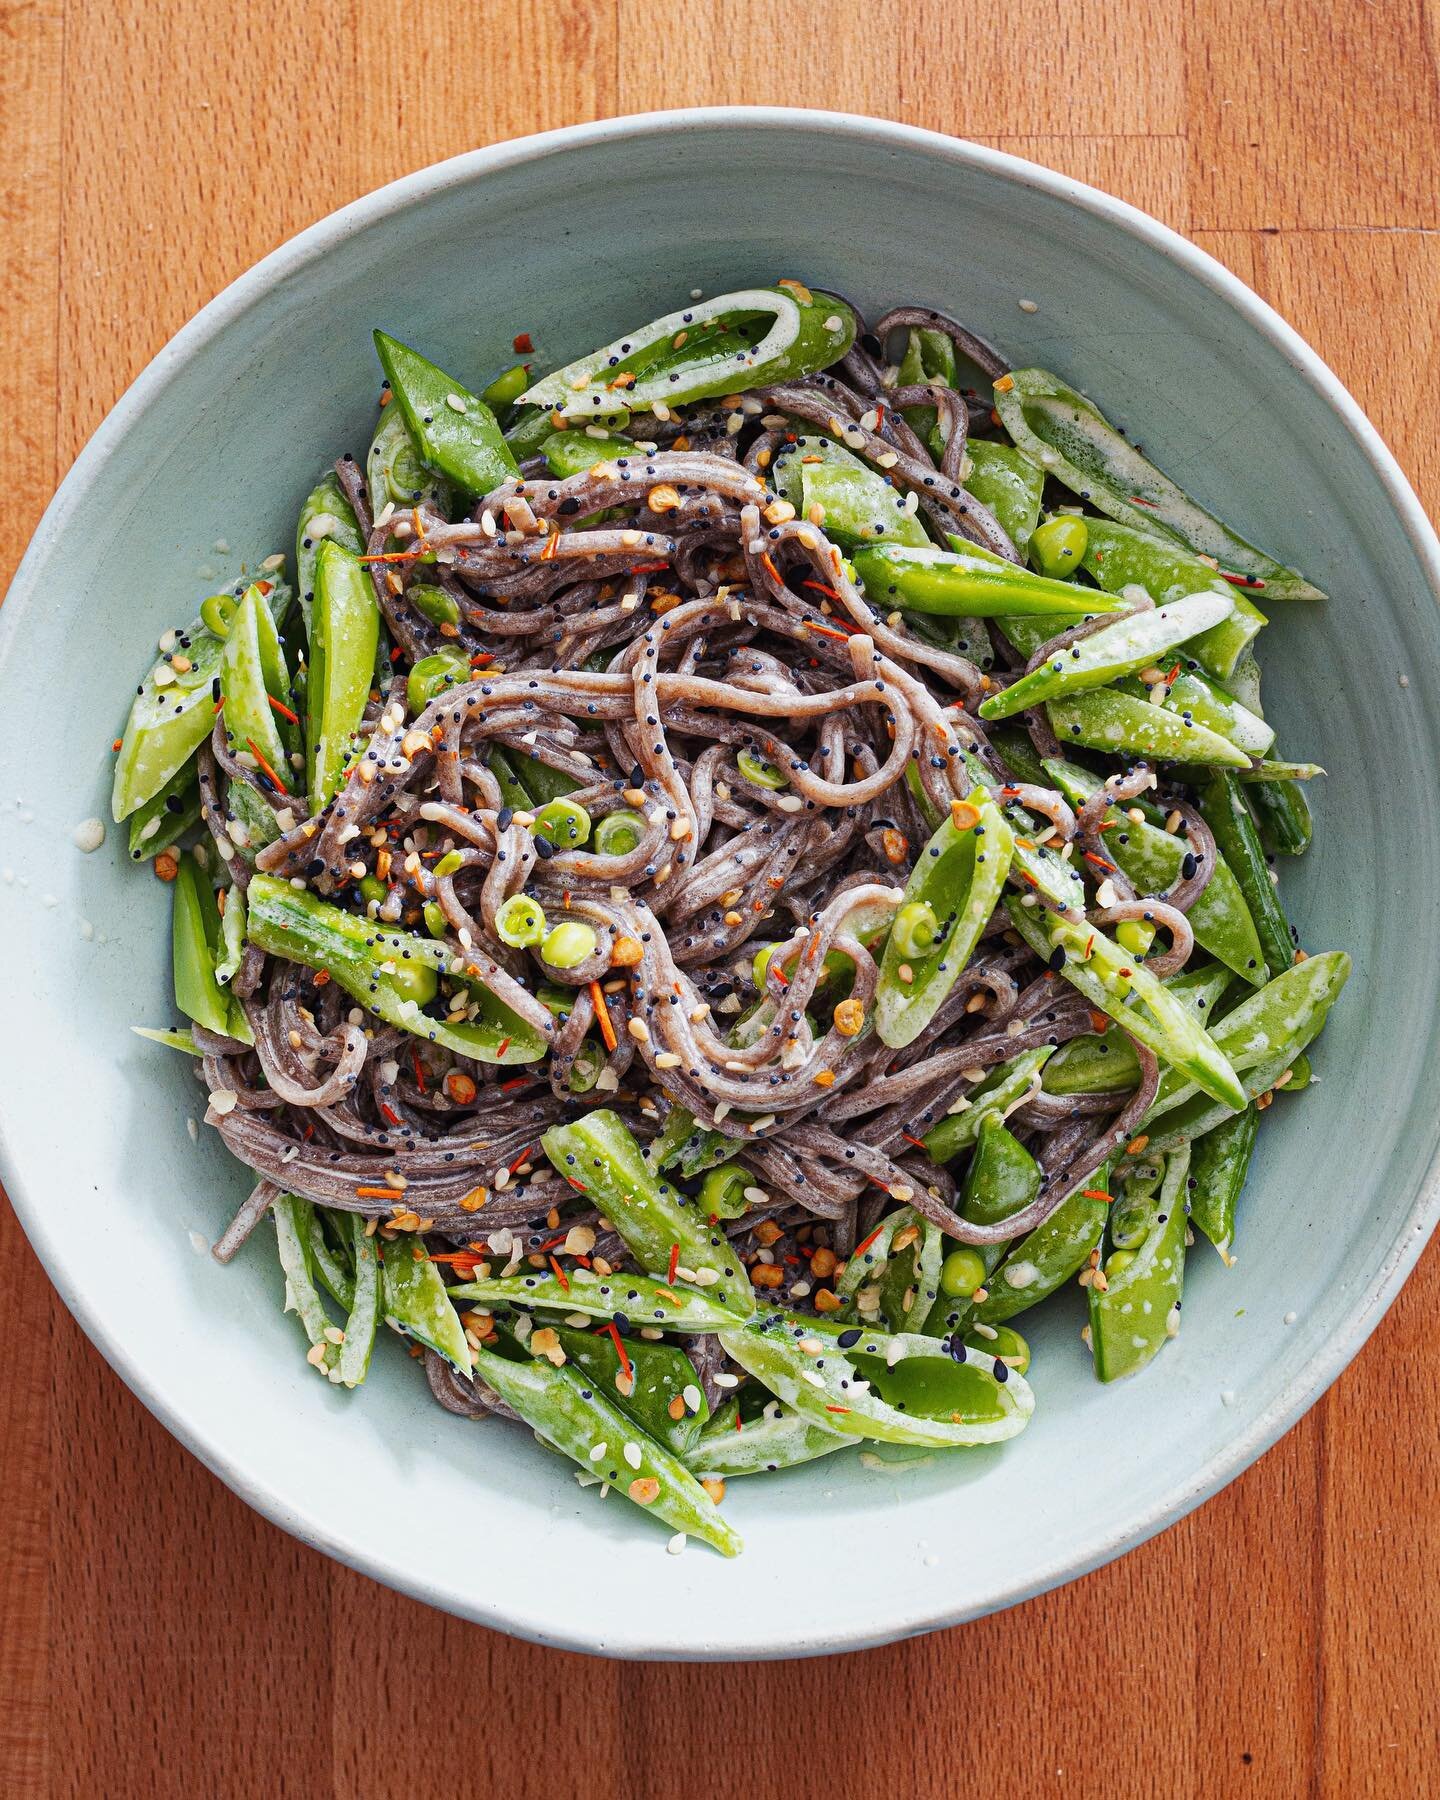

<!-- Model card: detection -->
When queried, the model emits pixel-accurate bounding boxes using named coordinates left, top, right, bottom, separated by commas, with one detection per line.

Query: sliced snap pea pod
left=974, top=1167, right=1114, bottom=1325
left=214, top=882, right=246, bottom=986
left=1045, top=687, right=1251, bottom=768
left=646, top=1103, right=698, bottom=1173
left=1043, top=758, right=1267, bottom=983
left=219, top=583, right=293, bottom=779
left=373, top=331, right=518, bottom=501
left=521, top=285, right=855, bottom=420
left=470, top=1343, right=742, bottom=1556
left=1089, top=1147, right=1190, bottom=1381
left=1234, top=759, right=1324, bottom=783
left=407, top=646, right=469, bottom=716
left=447, top=1266, right=741, bottom=1333
left=1079, top=518, right=1266, bottom=680
left=382, top=1236, right=472, bottom=1374
left=1199, top=772, right=1294, bottom=980
left=553, top=1328, right=709, bottom=1456
left=920, top=1046, right=1056, bottom=1163
left=897, top=326, right=958, bottom=451
left=1005, top=899, right=1247, bottom=1112
left=272, top=1196, right=338, bottom=1372
left=482, top=362, right=531, bottom=412
left=1029, top=514, right=1089, bottom=580
left=540, top=428, right=633, bottom=478
left=979, top=588, right=1235, bottom=722
left=131, top=1025, right=202, bottom=1055
left=853, top=542, right=1125, bottom=620
left=1188, top=1106, right=1260, bottom=1263
left=126, top=762, right=201, bottom=862
left=957, top=1115, right=1041, bottom=1279
left=770, top=435, right=929, bottom=549
left=173, top=851, right=253, bottom=1044
left=541, top=1110, right=754, bottom=1317
left=337, top=1214, right=380, bottom=1388
left=993, top=368, right=1325, bottom=599
left=1043, top=961, right=1234, bottom=1096
left=306, top=540, right=380, bottom=812
left=836, top=1206, right=924, bottom=1303
left=245, top=872, right=548, bottom=1064
left=367, top=400, right=453, bottom=514
left=306, top=1207, right=356, bottom=1310
left=874, top=788, right=1014, bottom=1048
left=227, top=779, right=281, bottom=857
left=963, top=440, right=1045, bottom=555
left=1113, top=669, right=1274, bottom=758
left=296, top=471, right=364, bottom=637
left=684, top=1400, right=848, bottom=1479
left=961, top=751, right=1088, bottom=912
left=719, top=1312, right=1033, bottom=1448
left=1248, top=776, right=1313, bottom=855
left=872, top=1217, right=944, bottom=1334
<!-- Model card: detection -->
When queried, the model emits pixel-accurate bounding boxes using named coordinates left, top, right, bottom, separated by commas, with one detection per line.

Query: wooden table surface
left=3, top=2, right=1437, bottom=1794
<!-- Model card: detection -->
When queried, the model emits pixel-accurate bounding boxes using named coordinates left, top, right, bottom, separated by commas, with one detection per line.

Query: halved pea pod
left=172, top=851, right=252, bottom=1044
left=296, top=471, right=364, bottom=637
left=126, top=762, right=201, bottom=862
left=219, top=583, right=294, bottom=782
left=380, top=1236, right=473, bottom=1374
left=367, top=400, right=453, bottom=515
left=1045, top=687, right=1252, bottom=767
left=920, top=1046, right=1056, bottom=1163
left=374, top=331, right=518, bottom=500
left=447, top=1266, right=741, bottom=1334
left=963, top=440, right=1045, bottom=555
left=553, top=1328, right=710, bottom=1456
left=1188, top=1106, right=1260, bottom=1263
left=770, top=434, right=929, bottom=549
left=1089, top=1147, right=1190, bottom=1382
left=1043, top=961, right=1234, bottom=1096
left=854, top=541, right=1126, bottom=619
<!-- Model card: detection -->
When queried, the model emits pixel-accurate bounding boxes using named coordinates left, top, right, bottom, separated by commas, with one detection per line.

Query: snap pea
left=1005, top=900, right=1247, bottom=1111
left=920, top=1045, right=1056, bottom=1162
left=227, top=779, right=280, bottom=857
left=1113, top=668, right=1274, bottom=758
left=1235, top=759, right=1324, bottom=784
left=406, top=583, right=460, bottom=629
left=553, top=1328, right=709, bottom=1455
left=495, top=893, right=547, bottom=948
left=219, top=583, right=293, bottom=779
left=1089, top=1147, right=1190, bottom=1381
left=963, top=440, right=1045, bottom=555
left=447, top=1266, right=741, bottom=1333
left=957, top=1114, right=1041, bottom=1277
left=338, top=1214, right=380, bottom=1388
left=126, top=762, right=201, bottom=862
left=381, top=1236, right=472, bottom=1374
left=540, top=428, right=633, bottom=478
left=1188, top=1106, right=1260, bottom=1262
left=214, top=881, right=246, bottom=986
left=1045, top=687, right=1252, bottom=768
left=1248, top=775, right=1314, bottom=856
left=522, top=286, right=855, bottom=420
left=245, top=872, right=548, bottom=1063
left=1198, top=772, right=1294, bottom=979
left=594, top=809, right=646, bottom=855
left=685, top=1400, right=849, bottom=1479
left=172, top=851, right=252, bottom=1044
left=534, top=797, right=591, bottom=848
left=1079, top=518, right=1267, bottom=680
left=1043, top=961, right=1234, bottom=1096
left=306, top=540, right=380, bottom=812
left=874, top=788, right=1014, bottom=1048
left=296, top=472, right=364, bottom=636
left=897, top=326, right=958, bottom=451
left=974, top=1166, right=1114, bottom=1324
left=472, top=1342, right=742, bottom=1555
left=965, top=1323, right=1031, bottom=1375
left=482, top=362, right=531, bottom=411
left=853, top=542, right=1126, bottom=619
left=1043, top=758, right=1267, bottom=983
left=836, top=1206, right=924, bottom=1304
left=272, top=1196, right=338, bottom=1372
left=979, top=588, right=1235, bottom=722
left=131, top=1025, right=202, bottom=1055
left=697, top=1163, right=753, bottom=1219
left=306, top=1206, right=355, bottom=1310
left=541, top=921, right=597, bottom=968
left=407, top=646, right=469, bottom=716
left=770, top=435, right=929, bottom=549
left=541, top=1110, right=753, bottom=1317
left=718, top=1312, right=1034, bottom=1448
left=366, top=400, right=452, bottom=514
left=993, top=368, right=1325, bottom=598
left=645, top=1103, right=698, bottom=1173
left=373, top=331, right=518, bottom=501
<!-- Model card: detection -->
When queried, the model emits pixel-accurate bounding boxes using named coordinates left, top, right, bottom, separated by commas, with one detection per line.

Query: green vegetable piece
left=897, top=326, right=959, bottom=450
left=975, top=1170, right=1114, bottom=1324
left=853, top=542, right=1125, bottom=620
left=1006, top=899, right=1247, bottom=1112
left=272, top=1196, right=338, bottom=1372
left=595, top=809, right=646, bottom=855
left=1089, top=1147, right=1191, bottom=1381
left=891, top=900, right=939, bottom=959
left=172, top=851, right=252, bottom=1044
left=980, top=589, right=1235, bottom=721
left=963, top=440, right=1045, bottom=555
left=381, top=1236, right=472, bottom=1374
left=698, top=1162, right=753, bottom=1220
left=645, top=1103, right=698, bottom=1173
left=1114, top=668, right=1274, bottom=758
left=874, top=787, right=1014, bottom=1048
left=1284, top=1051, right=1313, bottom=1090
left=940, top=1248, right=987, bottom=1299
left=126, top=762, right=201, bottom=862
left=1199, top=772, right=1295, bottom=980
left=407, top=646, right=469, bottom=716
left=993, top=368, right=1325, bottom=598
left=373, top=331, right=518, bottom=500
left=684, top=1403, right=848, bottom=1479
left=482, top=362, right=531, bottom=411
left=522, top=286, right=855, bottom=420
left=553, top=1328, right=710, bottom=1455
left=737, top=748, right=787, bottom=790
left=471, top=1343, right=742, bottom=1555
left=307, top=540, right=380, bottom=811
left=200, top=593, right=237, bottom=639
left=131, top=1025, right=202, bottom=1056
left=540, top=921, right=597, bottom=968
left=113, top=603, right=235, bottom=820
left=495, top=893, right=547, bottom=948
left=245, top=872, right=547, bottom=1063
left=1248, top=776, right=1313, bottom=855
left=539, top=428, right=633, bottom=477
left=337, top=1214, right=380, bottom=1387
left=296, top=472, right=364, bottom=636
left=951, top=1113, right=1042, bottom=1286
left=367, top=400, right=452, bottom=514
left=534, top=797, right=591, bottom=849
left=801, top=460, right=930, bottom=549
left=1045, top=687, right=1252, bottom=767
left=306, top=1207, right=355, bottom=1310
left=407, top=583, right=461, bottom=628
left=1189, top=1107, right=1260, bottom=1262
left=964, top=1323, right=1031, bottom=1376
left=1030, top=514, right=1089, bottom=580
left=1043, top=962, right=1234, bottom=1096
left=921, top=1046, right=1056, bottom=1163
left=219, top=583, right=292, bottom=779
left=541, top=1110, right=753, bottom=1316
left=448, top=1267, right=739, bottom=1333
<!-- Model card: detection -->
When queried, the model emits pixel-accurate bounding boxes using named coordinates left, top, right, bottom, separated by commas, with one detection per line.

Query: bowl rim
left=5, top=104, right=1439, bottom=1659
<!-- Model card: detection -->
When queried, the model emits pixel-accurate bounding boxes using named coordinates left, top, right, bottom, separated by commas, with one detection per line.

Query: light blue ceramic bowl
left=2, top=109, right=1436, bottom=1659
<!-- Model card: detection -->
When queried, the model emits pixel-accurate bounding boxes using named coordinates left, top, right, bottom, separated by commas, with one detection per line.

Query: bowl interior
left=3, top=112, right=1437, bottom=1658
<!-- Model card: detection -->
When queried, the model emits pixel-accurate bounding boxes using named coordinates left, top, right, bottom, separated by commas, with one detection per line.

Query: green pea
left=408, top=584, right=461, bottom=628
left=1116, top=918, right=1156, bottom=958
left=893, top=900, right=940, bottom=960
left=964, top=1323, right=1031, bottom=1376
left=1104, top=1250, right=1136, bottom=1278
left=496, top=893, right=547, bottom=948
left=534, top=797, right=592, bottom=849
left=594, top=808, right=646, bottom=855
left=422, top=901, right=448, bottom=939
left=483, top=363, right=531, bottom=411
left=386, top=957, right=438, bottom=1007
left=940, top=1247, right=987, bottom=1298
left=737, top=748, right=787, bottom=790
left=407, top=649, right=469, bottom=716
left=699, top=1163, right=752, bottom=1218
left=541, top=921, right=598, bottom=968
left=359, top=875, right=387, bottom=907
left=433, top=849, right=466, bottom=880
left=1030, top=515, right=1089, bottom=580
left=200, top=593, right=239, bottom=639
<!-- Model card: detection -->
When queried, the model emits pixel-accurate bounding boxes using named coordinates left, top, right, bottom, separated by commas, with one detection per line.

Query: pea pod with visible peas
left=853, top=541, right=1127, bottom=620
left=1089, top=1147, right=1191, bottom=1382
left=1188, top=1106, right=1260, bottom=1263
left=1043, top=961, right=1234, bottom=1097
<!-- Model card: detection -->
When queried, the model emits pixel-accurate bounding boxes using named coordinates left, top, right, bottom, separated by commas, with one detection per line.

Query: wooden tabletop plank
left=3, top=2, right=1438, bottom=1794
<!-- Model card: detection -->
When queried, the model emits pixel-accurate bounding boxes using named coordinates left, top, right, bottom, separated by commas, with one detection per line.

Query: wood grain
left=3, top=2, right=1439, bottom=1795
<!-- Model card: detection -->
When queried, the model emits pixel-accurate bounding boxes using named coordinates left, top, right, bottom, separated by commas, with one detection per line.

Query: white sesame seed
left=623, top=1441, right=643, bottom=1470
